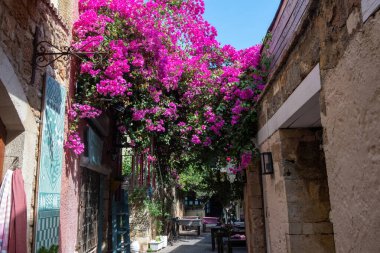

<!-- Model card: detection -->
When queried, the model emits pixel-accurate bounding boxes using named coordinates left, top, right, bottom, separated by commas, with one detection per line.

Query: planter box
left=160, top=235, right=168, bottom=248
left=149, top=240, right=163, bottom=251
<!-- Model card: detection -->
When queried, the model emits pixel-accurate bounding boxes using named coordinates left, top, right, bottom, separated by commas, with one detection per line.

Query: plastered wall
left=320, top=10, right=380, bottom=253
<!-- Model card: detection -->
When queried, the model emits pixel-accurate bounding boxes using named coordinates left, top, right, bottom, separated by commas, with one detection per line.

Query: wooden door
left=78, top=167, right=101, bottom=253
left=0, top=118, right=6, bottom=179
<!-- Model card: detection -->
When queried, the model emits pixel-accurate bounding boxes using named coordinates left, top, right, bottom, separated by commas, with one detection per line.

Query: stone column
left=244, top=161, right=266, bottom=253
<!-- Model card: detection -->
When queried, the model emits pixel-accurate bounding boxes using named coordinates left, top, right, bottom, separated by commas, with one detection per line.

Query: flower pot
left=160, top=235, right=168, bottom=248
left=131, top=241, right=140, bottom=253
left=149, top=240, right=162, bottom=251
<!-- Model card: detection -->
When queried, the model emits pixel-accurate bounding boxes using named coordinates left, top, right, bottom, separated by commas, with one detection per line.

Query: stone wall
left=243, top=162, right=265, bottom=253
left=129, top=186, right=184, bottom=252
left=258, top=1, right=320, bottom=130
left=184, top=209, right=204, bottom=217
left=173, top=189, right=185, bottom=218
left=260, top=131, right=290, bottom=253
left=256, top=0, right=380, bottom=252
left=258, top=0, right=364, bottom=129
left=259, top=129, right=335, bottom=253
left=320, top=9, right=380, bottom=253
left=280, top=129, right=334, bottom=253
left=0, top=0, right=78, bottom=252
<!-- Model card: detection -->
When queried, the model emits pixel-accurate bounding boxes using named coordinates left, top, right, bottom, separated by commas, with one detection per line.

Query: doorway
left=279, top=128, right=335, bottom=252
left=77, top=167, right=102, bottom=253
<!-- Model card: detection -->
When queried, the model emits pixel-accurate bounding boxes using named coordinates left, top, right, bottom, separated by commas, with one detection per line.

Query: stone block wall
left=255, top=0, right=380, bottom=252
left=0, top=0, right=72, bottom=107
left=280, top=129, right=335, bottom=253
left=260, top=131, right=290, bottom=253
left=320, top=8, right=380, bottom=252
left=244, top=162, right=266, bottom=253
left=173, top=188, right=185, bottom=218
left=258, top=1, right=320, bottom=130
left=259, top=129, right=335, bottom=253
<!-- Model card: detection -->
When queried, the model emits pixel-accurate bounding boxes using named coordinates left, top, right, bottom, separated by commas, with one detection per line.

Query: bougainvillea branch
left=68, top=0, right=269, bottom=177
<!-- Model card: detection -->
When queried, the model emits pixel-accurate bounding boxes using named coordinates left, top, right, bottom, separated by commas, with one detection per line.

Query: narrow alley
left=159, top=233, right=247, bottom=253
left=0, top=0, right=379, bottom=253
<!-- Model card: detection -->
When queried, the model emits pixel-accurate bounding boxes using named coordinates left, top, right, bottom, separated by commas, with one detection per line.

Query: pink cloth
left=8, top=169, right=27, bottom=253
left=0, top=170, right=13, bottom=252
left=202, top=217, right=219, bottom=224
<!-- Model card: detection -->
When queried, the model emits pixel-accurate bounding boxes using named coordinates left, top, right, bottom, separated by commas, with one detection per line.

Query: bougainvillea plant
left=68, top=0, right=270, bottom=182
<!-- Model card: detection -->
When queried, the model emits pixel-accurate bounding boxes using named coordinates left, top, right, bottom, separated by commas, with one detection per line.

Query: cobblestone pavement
left=158, top=231, right=247, bottom=253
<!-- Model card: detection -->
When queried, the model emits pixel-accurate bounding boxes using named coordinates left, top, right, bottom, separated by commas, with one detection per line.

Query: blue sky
left=203, top=0, right=281, bottom=50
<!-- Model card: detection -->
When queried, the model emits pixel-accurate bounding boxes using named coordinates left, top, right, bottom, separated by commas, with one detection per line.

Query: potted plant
left=149, top=238, right=163, bottom=251
left=148, top=240, right=160, bottom=251
left=161, top=235, right=168, bottom=248
left=156, top=236, right=164, bottom=250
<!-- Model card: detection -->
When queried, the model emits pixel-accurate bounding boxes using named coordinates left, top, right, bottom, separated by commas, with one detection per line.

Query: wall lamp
left=261, top=152, right=274, bottom=175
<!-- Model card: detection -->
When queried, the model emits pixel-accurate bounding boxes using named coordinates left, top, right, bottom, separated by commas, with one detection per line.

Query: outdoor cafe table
left=176, top=218, right=202, bottom=236
left=202, top=217, right=219, bottom=232
left=211, top=226, right=245, bottom=251
left=227, top=237, right=246, bottom=253
left=214, top=228, right=245, bottom=253
left=211, top=226, right=222, bottom=251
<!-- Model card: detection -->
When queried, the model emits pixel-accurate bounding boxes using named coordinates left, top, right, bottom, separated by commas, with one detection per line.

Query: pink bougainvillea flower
left=68, top=0, right=267, bottom=162
left=65, top=132, right=85, bottom=155
left=191, top=134, right=202, bottom=144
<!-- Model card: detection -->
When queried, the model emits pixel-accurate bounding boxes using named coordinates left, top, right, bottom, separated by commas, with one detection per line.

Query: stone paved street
left=159, top=232, right=247, bottom=253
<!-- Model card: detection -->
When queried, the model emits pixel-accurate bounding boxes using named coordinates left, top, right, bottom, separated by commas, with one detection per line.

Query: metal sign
left=34, top=76, right=66, bottom=252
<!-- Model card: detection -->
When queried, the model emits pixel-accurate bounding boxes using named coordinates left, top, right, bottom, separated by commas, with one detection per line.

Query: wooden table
left=216, top=231, right=226, bottom=253
left=227, top=238, right=246, bottom=253
left=202, top=217, right=219, bottom=232
left=176, top=218, right=202, bottom=236
left=215, top=229, right=246, bottom=253
left=211, top=226, right=222, bottom=251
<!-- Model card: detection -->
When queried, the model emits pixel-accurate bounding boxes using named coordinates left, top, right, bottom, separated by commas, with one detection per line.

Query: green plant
left=155, top=220, right=164, bottom=235
left=144, top=199, right=169, bottom=235
left=38, top=245, right=59, bottom=253
left=129, top=186, right=148, bottom=206
left=122, top=148, right=133, bottom=176
left=144, top=199, right=163, bottom=218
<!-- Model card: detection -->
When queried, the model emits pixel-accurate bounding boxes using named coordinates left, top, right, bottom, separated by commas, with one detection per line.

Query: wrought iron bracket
left=32, top=40, right=79, bottom=68
left=31, top=26, right=106, bottom=84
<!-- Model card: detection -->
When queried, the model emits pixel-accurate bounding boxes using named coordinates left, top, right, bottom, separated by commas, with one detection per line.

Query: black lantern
left=261, top=152, right=274, bottom=175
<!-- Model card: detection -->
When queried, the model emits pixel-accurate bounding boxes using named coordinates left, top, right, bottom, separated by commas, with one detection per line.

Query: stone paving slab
left=157, top=232, right=247, bottom=253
